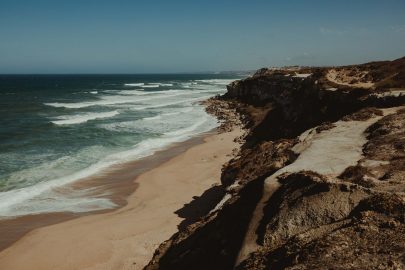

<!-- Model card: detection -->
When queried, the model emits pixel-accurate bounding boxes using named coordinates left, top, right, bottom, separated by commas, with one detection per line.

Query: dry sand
left=326, top=69, right=375, bottom=89
left=0, top=128, right=242, bottom=270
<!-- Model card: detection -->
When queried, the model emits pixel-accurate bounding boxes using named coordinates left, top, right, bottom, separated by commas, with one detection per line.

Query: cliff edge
left=145, top=57, right=405, bottom=270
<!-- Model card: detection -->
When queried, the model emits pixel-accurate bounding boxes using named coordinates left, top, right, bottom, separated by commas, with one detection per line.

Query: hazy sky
left=0, top=0, right=404, bottom=73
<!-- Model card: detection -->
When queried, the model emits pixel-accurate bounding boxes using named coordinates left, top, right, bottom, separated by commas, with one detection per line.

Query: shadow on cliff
left=145, top=176, right=266, bottom=270
left=175, top=185, right=225, bottom=231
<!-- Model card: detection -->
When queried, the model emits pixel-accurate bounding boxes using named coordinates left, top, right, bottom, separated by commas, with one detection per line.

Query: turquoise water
left=0, top=74, right=239, bottom=217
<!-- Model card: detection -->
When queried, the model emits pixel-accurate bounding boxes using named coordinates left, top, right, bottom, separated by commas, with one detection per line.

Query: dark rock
left=144, top=57, right=405, bottom=270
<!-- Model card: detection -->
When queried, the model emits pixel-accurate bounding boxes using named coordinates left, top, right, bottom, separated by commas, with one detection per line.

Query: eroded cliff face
left=145, top=58, right=405, bottom=270
left=225, top=64, right=405, bottom=143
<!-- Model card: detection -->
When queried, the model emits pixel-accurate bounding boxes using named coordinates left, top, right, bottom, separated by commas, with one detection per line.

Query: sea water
left=0, top=74, right=240, bottom=217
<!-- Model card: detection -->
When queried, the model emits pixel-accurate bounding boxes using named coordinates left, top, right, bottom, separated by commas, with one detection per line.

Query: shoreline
left=0, top=127, right=243, bottom=269
left=0, top=131, right=211, bottom=252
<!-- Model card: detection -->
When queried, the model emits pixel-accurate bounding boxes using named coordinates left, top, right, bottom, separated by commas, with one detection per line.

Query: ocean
left=0, top=74, right=240, bottom=218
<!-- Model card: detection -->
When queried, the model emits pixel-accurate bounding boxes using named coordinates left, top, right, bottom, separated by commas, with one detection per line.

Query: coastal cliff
left=145, top=57, right=405, bottom=270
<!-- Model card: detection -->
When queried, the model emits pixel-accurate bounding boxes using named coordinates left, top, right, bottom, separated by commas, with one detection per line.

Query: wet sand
left=0, top=128, right=242, bottom=270
left=0, top=133, right=208, bottom=252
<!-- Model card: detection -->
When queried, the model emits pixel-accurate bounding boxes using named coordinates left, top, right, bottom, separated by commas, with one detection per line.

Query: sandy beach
left=0, top=128, right=242, bottom=270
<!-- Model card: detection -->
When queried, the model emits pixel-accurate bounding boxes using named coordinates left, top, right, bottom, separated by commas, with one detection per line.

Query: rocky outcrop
left=201, top=98, right=246, bottom=133
left=237, top=174, right=405, bottom=270
left=340, top=108, right=405, bottom=192
left=224, top=64, right=405, bottom=143
left=145, top=57, right=405, bottom=270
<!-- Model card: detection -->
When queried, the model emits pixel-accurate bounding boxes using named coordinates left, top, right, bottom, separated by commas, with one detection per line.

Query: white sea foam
left=115, top=89, right=149, bottom=95
left=51, top=111, right=119, bottom=125
left=164, top=116, right=209, bottom=137
left=142, top=82, right=174, bottom=87
left=45, top=99, right=135, bottom=109
left=0, top=110, right=218, bottom=217
left=180, top=82, right=199, bottom=88
left=130, top=96, right=211, bottom=111
left=194, top=79, right=235, bottom=85
left=44, top=91, right=185, bottom=109
left=142, top=107, right=194, bottom=121
left=0, top=76, right=236, bottom=217
left=124, top=83, right=144, bottom=87
left=116, top=89, right=182, bottom=96
left=142, top=84, right=160, bottom=88
left=44, top=81, right=226, bottom=109
left=100, top=106, right=199, bottom=133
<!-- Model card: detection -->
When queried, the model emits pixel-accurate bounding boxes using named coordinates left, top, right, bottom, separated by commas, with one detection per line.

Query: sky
left=0, top=0, right=404, bottom=74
